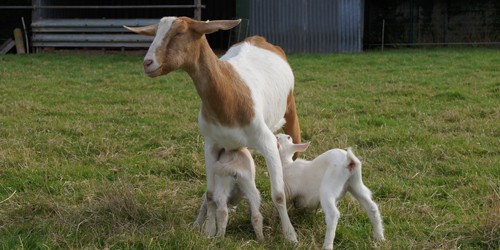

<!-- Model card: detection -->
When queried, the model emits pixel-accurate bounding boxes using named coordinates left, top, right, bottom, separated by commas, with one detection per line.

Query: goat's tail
left=346, top=147, right=362, bottom=172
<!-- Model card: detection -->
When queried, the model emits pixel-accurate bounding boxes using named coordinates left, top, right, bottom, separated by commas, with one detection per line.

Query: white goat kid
left=193, top=148, right=264, bottom=240
left=124, top=17, right=301, bottom=242
left=276, top=134, right=385, bottom=249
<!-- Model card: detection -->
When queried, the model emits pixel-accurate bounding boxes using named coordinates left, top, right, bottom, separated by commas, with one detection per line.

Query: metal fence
left=250, top=0, right=364, bottom=53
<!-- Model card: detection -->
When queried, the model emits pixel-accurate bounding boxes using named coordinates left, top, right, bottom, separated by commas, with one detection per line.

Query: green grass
left=0, top=48, right=499, bottom=249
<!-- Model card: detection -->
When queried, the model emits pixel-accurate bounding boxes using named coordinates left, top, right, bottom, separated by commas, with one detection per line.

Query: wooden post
left=13, top=28, right=26, bottom=54
left=381, top=19, right=385, bottom=51
left=22, top=17, right=29, bottom=54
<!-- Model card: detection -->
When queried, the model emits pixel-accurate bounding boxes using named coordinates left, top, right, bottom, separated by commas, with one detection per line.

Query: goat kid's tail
left=346, top=147, right=362, bottom=172
left=214, top=154, right=252, bottom=178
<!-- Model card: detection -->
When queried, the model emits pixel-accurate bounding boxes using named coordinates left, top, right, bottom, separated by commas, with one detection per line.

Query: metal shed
left=29, top=0, right=363, bottom=53
left=248, top=0, right=365, bottom=53
left=2, top=0, right=364, bottom=53
left=30, top=0, right=205, bottom=51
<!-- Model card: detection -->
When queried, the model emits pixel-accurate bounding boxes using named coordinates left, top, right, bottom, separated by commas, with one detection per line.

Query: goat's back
left=221, top=37, right=294, bottom=131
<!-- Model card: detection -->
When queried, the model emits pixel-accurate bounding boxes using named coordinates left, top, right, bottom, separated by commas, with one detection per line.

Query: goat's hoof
left=284, top=229, right=298, bottom=243
left=203, top=223, right=217, bottom=237
left=191, top=219, right=203, bottom=229
left=256, top=234, right=264, bottom=242
left=374, top=234, right=386, bottom=241
left=190, top=222, right=200, bottom=229
left=215, top=232, right=225, bottom=238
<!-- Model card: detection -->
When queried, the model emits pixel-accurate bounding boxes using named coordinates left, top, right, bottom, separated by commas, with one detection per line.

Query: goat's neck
left=281, top=156, right=295, bottom=166
left=184, top=36, right=231, bottom=102
left=183, top=36, right=254, bottom=127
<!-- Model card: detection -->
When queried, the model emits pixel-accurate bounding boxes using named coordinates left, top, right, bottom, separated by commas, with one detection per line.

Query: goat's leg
left=249, top=202, right=264, bottom=241
left=320, top=188, right=342, bottom=249
left=213, top=173, right=234, bottom=238
left=258, top=131, right=297, bottom=243
left=349, top=183, right=385, bottom=241
left=203, top=142, right=220, bottom=237
left=193, top=193, right=207, bottom=228
left=214, top=196, right=229, bottom=238
left=241, top=178, right=264, bottom=241
left=283, top=91, right=301, bottom=160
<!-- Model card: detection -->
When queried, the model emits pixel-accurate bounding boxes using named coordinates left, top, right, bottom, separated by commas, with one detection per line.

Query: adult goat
left=125, top=16, right=301, bottom=242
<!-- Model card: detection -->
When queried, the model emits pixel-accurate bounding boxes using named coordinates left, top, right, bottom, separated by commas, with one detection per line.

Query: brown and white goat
left=125, top=17, right=301, bottom=242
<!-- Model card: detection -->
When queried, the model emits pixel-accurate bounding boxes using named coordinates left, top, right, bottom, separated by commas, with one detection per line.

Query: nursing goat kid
left=193, top=148, right=264, bottom=241
left=276, top=134, right=385, bottom=249
left=124, top=17, right=301, bottom=242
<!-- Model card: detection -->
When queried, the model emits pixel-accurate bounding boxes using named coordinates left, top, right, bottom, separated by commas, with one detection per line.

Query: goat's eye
left=287, top=136, right=291, bottom=140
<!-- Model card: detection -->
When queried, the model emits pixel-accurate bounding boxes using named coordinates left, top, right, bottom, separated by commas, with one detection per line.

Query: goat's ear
left=123, top=24, right=158, bottom=36
left=190, top=19, right=241, bottom=34
left=292, top=142, right=310, bottom=153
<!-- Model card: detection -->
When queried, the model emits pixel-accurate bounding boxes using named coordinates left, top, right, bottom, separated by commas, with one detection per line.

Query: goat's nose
left=143, top=59, right=153, bottom=68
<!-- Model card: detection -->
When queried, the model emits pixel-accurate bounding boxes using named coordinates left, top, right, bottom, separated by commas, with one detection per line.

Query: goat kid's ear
left=190, top=19, right=241, bottom=34
left=292, top=142, right=310, bottom=153
left=123, top=23, right=158, bottom=36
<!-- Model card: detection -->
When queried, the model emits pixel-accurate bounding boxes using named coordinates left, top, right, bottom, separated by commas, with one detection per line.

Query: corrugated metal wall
left=250, top=0, right=364, bottom=53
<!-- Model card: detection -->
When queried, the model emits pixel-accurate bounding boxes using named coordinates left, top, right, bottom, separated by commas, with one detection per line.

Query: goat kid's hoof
left=374, top=234, right=386, bottom=242
left=203, top=223, right=217, bottom=237
left=215, top=232, right=226, bottom=238
left=190, top=222, right=200, bottom=229
left=191, top=218, right=205, bottom=229
left=322, top=245, right=333, bottom=250
left=255, top=233, right=264, bottom=242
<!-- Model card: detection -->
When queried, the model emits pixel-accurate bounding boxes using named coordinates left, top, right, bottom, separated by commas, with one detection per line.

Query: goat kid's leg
left=241, top=179, right=264, bottom=241
left=320, top=194, right=340, bottom=250
left=250, top=203, right=264, bottom=241
left=203, top=142, right=220, bottom=237
left=349, top=183, right=385, bottom=241
left=214, top=196, right=229, bottom=238
left=258, top=132, right=297, bottom=243
left=214, top=174, right=235, bottom=238
left=193, top=193, right=207, bottom=228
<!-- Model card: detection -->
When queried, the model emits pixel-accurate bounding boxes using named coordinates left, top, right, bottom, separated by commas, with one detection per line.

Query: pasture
left=0, top=48, right=498, bottom=249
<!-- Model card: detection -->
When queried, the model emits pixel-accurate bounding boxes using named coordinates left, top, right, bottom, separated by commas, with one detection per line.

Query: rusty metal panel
left=250, top=0, right=364, bottom=53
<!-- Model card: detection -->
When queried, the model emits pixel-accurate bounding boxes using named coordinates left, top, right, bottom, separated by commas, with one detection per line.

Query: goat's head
left=124, top=17, right=241, bottom=77
left=276, top=134, right=310, bottom=163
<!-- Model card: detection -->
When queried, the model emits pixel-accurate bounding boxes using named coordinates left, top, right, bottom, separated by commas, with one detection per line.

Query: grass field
left=0, top=48, right=499, bottom=249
